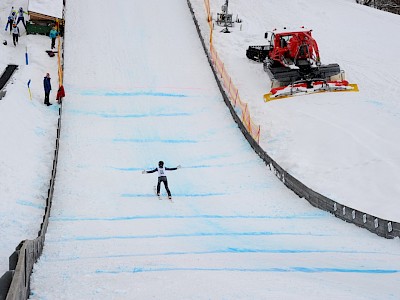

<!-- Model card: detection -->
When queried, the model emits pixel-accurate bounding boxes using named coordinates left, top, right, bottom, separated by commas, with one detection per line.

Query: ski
left=153, top=186, right=161, bottom=200
left=153, top=186, right=173, bottom=202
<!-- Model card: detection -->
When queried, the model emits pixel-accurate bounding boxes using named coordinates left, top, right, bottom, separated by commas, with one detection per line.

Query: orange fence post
left=204, top=0, right=213, bottom=44
left=248, top=116, right=252, bottom=133
left=234, top=89, right=238, bottom=106
left=204, top=0, right=211, bottom=22
left=243, top=104, right=248, bottom=123
left=57, top=36, right=62, bottom=86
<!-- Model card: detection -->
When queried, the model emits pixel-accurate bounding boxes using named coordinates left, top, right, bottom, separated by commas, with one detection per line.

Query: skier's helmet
left=158, top=161, right=164, bottom=167
left=19, top=7, right=23, bottom=11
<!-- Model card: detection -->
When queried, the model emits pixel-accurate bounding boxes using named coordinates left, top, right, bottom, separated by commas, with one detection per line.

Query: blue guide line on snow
left=16, top=200, right=45, bottom=210
left=48, top=231, right=330, bottom=243
left=95, top=267, right=400, bottom=275
left=51, top=212, right=328, bottom=222
left=45, top=247, right=395, bottom=263
left=113, top=138, right=198, bottom=144
left=120, top=192, right=225, bottom=198
left=64, top=109, right=191, bottom=118
left=80, top=90, right=188, bottom=98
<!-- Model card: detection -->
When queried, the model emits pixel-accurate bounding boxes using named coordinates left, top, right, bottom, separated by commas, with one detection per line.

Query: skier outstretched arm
left=142, top=168, right=158, bottom=174
left=142, top=165, right=181, bottom=174
left=165, top=166, right=180, bottom=171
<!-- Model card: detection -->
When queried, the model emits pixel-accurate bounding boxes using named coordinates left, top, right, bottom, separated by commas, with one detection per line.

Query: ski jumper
left=146, top=167, right=178, bottom=197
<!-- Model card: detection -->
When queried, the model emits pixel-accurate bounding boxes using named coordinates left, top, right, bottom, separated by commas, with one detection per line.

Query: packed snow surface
left=28, top=0, right=400, bottom=299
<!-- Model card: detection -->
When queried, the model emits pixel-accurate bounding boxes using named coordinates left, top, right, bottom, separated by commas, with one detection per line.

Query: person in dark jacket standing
left=43, top=73, right=52, bottom=106
left=142, top=161, right=181, bottom=199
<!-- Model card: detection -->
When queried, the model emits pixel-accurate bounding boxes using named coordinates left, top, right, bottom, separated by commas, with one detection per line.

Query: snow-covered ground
left=190, top=0, right=400, bottom=222
left=22, top=0, right=400, bottom=299
left=0, top=0, right=59, bottom=276
left=1, top=0, right=399, bottom=299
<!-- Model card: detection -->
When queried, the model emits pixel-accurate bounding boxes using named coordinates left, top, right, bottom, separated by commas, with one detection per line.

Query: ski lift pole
left=224, top=0, right=229, bottom=26
left=222, top=0, right=230, bottom=33
left=27, top=79, right=32, bottom=100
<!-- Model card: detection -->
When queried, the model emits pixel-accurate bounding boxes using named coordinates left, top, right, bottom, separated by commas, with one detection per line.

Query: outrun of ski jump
left=1, top=0, right=400, bottom=299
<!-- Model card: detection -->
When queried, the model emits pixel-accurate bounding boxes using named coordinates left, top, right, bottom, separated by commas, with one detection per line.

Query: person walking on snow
left=49, top=27, right=58, bottom=49
left=16, top=7, right=28, bottom=30
left=6, top=10, right=16, bottom=34
left=142, top=161, right=181, bottom=199
left=43, top=73, right=52, bottom=106
left=11, top=23, right=20, bottom=46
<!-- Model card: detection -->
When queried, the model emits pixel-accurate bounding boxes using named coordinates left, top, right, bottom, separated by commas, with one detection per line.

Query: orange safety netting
left=210, top=44, right=260, bottom=142
left=57, top=35, right=63, bottom=86
left=203, top=0, right=260, bottom=143
left=204, top=0, right=211, bottom=22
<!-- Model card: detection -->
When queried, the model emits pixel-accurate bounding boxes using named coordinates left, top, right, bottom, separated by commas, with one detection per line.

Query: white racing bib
left=157, top=167, right=166, bottom=177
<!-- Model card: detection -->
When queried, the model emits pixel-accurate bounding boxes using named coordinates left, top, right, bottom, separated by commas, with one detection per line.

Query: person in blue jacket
left=43, top=73, right=52, bottom=106
left=7, top=10, right=17, bottom=34
left=142, top=161, right=181, bottom=199
left=49, top=27, right=58, bottom=49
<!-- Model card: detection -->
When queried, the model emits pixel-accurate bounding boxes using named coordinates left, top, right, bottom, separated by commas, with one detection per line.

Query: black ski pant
left=8, top=19, right=13, bottom=33
left=44, top=91, right=50, bottom=105
left=157, top=176, right=171, bottom=196
left=12, top=34, right=18, bottom=46
left=51, top=37, right=56, bottom=49
left=17, top=18, right=26, bottom=30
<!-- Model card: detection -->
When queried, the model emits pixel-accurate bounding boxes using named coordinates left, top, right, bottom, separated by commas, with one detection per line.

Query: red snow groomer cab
left=246, top=28, right=358, bottom=101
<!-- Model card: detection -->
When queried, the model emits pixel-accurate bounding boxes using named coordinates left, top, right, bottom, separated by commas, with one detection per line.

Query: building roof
left=28, top=0, right=64, bottom=19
